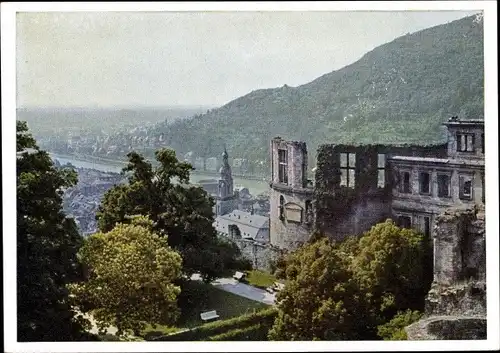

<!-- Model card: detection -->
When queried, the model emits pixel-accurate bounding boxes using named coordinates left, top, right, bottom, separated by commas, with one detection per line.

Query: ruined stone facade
left=268, top=118, right=487, bottom=340
left=269, top=118, right=484, bottom=252
left=269, top=138, right=314, bottom=249
left=313, top=143, right=448, bottom=242
left=405, top=205, right=486, bottom=340
left=390, top=119, right=485, bottom=243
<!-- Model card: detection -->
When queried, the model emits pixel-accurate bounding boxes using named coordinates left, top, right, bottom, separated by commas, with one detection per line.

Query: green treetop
left=69, top=216, right=183, bottom=336
left=96, top=148, right=245, bottom=282
left=269, top=220, right=431, bottom=341
left=17, top=121, right=92, bottom=341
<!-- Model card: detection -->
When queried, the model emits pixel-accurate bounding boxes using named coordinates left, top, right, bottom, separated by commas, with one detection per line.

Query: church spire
left=220, top=144, right=231, bottom=178
left=222, top=144, right=228, bottom=163
left=215, top=144, right=235, bottom=216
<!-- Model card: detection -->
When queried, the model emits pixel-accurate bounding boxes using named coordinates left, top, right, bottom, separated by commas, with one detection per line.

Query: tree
left=351, top=220, right=431, bottom=321
left=96, top=149, right=244, bottom=282
left=17, top=121, right=92, bottom=341
left=269, top=220, right=431, bottom=341
left=69, top=216, right=183, bottom=336
left=268, top=238, right=371, bottom=341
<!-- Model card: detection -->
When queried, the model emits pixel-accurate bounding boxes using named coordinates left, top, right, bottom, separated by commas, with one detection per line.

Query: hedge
left=151, top=307, right=277, bottom=341
left=208, top=323, right=269, bottom=341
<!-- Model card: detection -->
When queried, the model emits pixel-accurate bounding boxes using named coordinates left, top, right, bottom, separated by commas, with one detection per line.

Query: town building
left=211, top=148, right=279, bottom=270
left=214, top=148, right=238, bottom=217
left=214, top=210, right=270, bottom=243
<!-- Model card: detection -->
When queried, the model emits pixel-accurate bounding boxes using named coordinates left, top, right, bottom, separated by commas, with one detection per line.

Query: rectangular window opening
left=278, top=149, right=288, bottom=184
left=482, top=173, right=485, bottom=204
left=400, top=171, right=411, bottom=194
left=424, top=217, right=430, bottom=238
left=348, top=169, right=356, bottom=188
left=339, top=152, right=356, bottom=189
left=459, top=175, right=473, bottom=200
left=340, top=153, right=348, bottom=168
left=378, top=170, right=385, bottom=188
left=437, top=174, right=451, bottom=198
left=419, top=172, right=431, bottom=195
left=348, top=153, right=356, bottom=167
left=377, top=154, right=386, bottom=188
left=398, top=215, right=412, bottom=229
left=340, top=169, right=348, bottom=186
left=456, top=133, right=475, bottom=152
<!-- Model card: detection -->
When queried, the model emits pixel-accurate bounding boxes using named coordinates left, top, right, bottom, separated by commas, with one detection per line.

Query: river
left=50, top=153, right=270, bottom=195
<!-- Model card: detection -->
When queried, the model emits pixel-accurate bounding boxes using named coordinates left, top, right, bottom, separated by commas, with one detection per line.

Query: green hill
left=147, top=14, right=484, bottom=166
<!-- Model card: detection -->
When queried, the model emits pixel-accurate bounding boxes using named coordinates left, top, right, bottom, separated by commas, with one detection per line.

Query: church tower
left=215, top=147, right=237, bottom=216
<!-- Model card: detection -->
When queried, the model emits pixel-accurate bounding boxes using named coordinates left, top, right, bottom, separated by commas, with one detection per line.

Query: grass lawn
left=140, top=323, right=180, bottom=340
left=140, top=280, right=269, bottom=338
left=244, top=270, right=277, bottom=289
left=177, top=281, right=269, bottom=329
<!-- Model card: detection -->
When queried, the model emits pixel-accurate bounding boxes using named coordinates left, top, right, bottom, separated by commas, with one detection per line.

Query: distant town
left=12, top=10, right=492, bottom=348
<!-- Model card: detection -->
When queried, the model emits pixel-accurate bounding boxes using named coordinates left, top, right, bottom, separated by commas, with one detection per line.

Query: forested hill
left=149, top=14, right=484, bottom=164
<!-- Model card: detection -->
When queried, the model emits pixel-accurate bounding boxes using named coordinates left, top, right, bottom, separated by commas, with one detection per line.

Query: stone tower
left=215, top=147, right=237, bottom=216
left=269, top=137, right=314, bottom=250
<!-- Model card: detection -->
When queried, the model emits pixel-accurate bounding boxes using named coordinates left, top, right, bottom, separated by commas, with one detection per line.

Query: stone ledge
left=405, top=315, right=486, bottom=340
left=270, top=182, right=314, bottom=195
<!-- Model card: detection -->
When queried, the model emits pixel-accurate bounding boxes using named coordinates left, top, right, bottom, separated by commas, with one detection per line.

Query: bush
left=245, top=270, right=277, bottom=289
left=98, top=334, right=121, bottom=341
left=234, top=258, right=253, bottom=272
left=377, top=310, right=423, bottom=340
left=208, top=324, right=269, bottom=341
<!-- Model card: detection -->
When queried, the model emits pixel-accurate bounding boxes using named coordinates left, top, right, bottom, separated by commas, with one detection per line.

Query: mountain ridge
left=131, top=14, right=484, bottom=169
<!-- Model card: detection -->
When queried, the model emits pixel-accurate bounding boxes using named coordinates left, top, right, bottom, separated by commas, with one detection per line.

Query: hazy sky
left=16, top=10, right=478, bottom=108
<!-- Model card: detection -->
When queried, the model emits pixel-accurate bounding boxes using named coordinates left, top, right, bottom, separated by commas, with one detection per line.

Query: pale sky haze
left=16, top=11, right=478, bottom=108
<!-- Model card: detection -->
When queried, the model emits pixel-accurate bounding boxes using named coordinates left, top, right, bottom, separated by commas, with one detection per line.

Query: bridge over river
left=50, top=153, right=270, bottom=195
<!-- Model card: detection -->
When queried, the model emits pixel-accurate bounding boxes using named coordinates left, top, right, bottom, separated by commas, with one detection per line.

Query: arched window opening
left=228, top=224, right=241, bottom=239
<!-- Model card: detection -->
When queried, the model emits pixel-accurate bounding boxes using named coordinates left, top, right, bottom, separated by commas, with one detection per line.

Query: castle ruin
left=269, top=117, right=486, bottom=339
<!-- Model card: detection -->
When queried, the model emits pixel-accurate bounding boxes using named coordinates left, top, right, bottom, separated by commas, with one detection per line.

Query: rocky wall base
left=425, top=281, right=486, bottom=317
left=405, top=316, right=486, bottom=340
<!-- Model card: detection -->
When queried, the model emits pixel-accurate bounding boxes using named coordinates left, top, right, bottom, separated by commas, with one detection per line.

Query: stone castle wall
left=269, top=137, right=314, bottom=250
left=406, top=205, right=486, bottom=340
left=234, top=238, right=283, bottom=272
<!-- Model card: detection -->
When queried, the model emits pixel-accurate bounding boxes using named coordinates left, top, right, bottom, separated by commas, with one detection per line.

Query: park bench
left=200, top=310, right=220, bottom=322
left=233, top=271, right=246, bottom=281
left=273, top=282, right=285, bottom=292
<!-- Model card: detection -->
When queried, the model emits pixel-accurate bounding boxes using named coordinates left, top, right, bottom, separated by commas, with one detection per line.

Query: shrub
left=377, top=310, right=423, bottom=340
left=208, top=324, right=269, bottom=341
left=98, top=334, right=121, bottom=341
left=245, top=270, right=277, bottom=289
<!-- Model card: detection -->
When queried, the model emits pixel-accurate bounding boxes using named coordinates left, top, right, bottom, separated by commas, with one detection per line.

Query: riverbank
left=50, top=153, right=270, bottom=195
